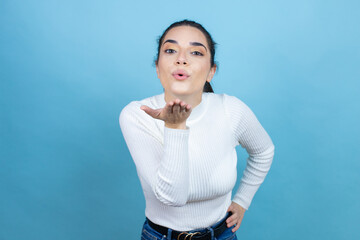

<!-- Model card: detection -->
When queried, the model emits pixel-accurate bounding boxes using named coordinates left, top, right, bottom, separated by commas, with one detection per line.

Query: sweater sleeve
left=119, top=101, right=190, bottom=207
left=223, top=95, right=275, bottom=210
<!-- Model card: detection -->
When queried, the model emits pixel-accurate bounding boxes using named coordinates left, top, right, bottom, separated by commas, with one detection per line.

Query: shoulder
left=209, top=93, right=256, bottom=129
left=205, top=92, right=250, bottom=111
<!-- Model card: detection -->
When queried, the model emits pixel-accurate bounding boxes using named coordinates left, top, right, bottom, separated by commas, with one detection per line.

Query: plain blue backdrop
left=1, top=0, right=359, bottom=239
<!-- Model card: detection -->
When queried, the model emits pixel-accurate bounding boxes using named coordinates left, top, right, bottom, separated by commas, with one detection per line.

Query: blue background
left=1, top=0, right=359, bottom=239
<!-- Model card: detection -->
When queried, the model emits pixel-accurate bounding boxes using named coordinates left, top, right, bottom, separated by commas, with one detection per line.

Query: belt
left=147, top=212, right=232, bottom=240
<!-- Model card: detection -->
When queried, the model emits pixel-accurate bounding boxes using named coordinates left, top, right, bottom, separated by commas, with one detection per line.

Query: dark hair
left=155, top=19, right=217, bottom=93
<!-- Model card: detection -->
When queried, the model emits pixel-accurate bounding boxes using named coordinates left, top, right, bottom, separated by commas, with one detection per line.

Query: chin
left=170, top=91, right=191, bottom=97
left=164, top=82, right=202, bottom=97
left=167, top=85, right=191, bottom=96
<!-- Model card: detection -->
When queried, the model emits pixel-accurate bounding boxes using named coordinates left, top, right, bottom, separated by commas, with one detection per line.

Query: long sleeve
left=119, top=101, right=190, bottom=206
left=224, top=95, right=275, bottom=210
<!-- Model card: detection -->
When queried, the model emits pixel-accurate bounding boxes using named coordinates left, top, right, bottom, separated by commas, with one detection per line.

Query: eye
left=164, top=49, right=176, bottom=54
left=191, top=51, right=204, bottom=56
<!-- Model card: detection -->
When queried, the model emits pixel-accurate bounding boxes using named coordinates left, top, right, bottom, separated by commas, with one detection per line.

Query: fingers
left=176, top=100, right=191, bottom=112
left=182, top=102, right=192, bottom=112
left=141, top=99, right=192, bottom=122
left=179, top=101, right=186, bottom=112
left=232, top=221, right=241, bottom=232
left=140, top=105, right=161, bottom=119
left=233, top=214, right=244, bottom=232
left=173, top=99, right=180, bottom=113
left=226, top=213, right=242, bottom=232
left=167, top=99, right=191, bottom=114
left=226, top=213, right=237, bottom=228
left=226, top=203, right=245, bottom=233
left=166, top=101, right=173, bottom=115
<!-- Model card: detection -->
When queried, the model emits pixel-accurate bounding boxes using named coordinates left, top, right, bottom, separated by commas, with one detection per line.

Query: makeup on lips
left=172, top=69, right=190, bottom=80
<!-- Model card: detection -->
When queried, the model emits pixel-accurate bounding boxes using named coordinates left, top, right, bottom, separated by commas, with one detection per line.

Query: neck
left=164, top=91, right=203, bottom=109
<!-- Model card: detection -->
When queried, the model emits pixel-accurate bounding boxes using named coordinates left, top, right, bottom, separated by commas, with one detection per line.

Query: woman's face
left=156, top=26, right=216, bottom=99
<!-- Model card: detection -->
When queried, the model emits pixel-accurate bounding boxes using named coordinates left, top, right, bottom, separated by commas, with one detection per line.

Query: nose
left=175, top=52, right=188, bottom=65
left=176, top=59, right=187, bottom=65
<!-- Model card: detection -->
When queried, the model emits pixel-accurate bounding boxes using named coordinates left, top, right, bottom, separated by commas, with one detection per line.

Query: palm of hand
left=141, top=99, right=192, bottom=126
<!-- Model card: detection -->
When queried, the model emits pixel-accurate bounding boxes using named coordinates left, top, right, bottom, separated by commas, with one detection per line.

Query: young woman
left=119, top=19, right=275, bottom=240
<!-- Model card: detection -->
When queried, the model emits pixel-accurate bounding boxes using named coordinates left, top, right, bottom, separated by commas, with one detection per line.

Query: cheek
left=157, top=58, right=172, bottom=74
left=195, top=62, right=211, bottom=77
left=156, top=63, right=166, bottom=77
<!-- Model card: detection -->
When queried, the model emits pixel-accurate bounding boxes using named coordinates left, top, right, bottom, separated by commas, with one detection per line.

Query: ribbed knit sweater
left=119, top=92, right=275, bottom=231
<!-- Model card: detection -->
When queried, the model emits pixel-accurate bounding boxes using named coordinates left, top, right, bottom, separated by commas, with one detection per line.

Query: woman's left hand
left=226, top=201, right=246, bottom=232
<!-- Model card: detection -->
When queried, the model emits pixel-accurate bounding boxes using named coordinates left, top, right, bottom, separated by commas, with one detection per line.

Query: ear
left=156, top=63, right=160, bottom=79
left=206, top=64, right=217, bottom=83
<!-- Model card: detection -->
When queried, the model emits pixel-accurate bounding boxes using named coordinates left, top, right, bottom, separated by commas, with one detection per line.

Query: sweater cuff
left=232, top=183, right=259, bottom=210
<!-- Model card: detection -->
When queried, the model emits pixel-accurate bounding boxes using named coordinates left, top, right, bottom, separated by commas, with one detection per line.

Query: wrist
left=165, top=122, right=187, bottom=129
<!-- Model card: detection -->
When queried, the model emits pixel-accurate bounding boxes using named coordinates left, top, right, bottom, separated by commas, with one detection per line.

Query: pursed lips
left=172, top=69, right=190, bottom=80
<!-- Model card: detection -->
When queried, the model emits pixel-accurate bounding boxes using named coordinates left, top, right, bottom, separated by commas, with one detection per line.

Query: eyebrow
left=163, top=39, right=207, bottom=52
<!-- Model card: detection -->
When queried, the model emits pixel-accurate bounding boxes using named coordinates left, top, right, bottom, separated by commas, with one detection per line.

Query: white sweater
left=119, top=92, right=274, bottom=231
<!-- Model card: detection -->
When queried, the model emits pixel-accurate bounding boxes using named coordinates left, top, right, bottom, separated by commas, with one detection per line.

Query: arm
left=119, top=101, right=191, bottom=206
left=224, top=95, right=274, bottom=231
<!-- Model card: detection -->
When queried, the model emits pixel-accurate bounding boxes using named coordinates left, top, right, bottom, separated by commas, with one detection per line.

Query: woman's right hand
left=140, top=99, right=192, bottom=129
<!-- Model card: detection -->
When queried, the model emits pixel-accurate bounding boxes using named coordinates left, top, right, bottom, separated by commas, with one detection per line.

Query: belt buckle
left=177, top=231, right=201, bottom=240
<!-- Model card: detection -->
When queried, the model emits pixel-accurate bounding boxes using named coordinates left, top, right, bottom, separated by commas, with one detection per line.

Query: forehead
left=163, top=26, right=208, bottom=46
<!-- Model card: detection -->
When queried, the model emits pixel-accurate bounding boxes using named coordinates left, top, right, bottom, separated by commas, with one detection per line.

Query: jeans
left=141, top=213, right=238, bottom=240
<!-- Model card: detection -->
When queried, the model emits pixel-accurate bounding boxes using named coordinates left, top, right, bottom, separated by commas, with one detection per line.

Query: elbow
left=152, top=169, right=190, bottom=207
left=268, top=143, right=275, bottom=158
left=265, top=144, right=275, bottom=170
left=256, top=144, right=275, bottom=160
left=264, top=144, right=275, bottom=166
left=270, top=144, right=275, bottom=161
left=154, top=187, right=188, bottom=207
left=248, top=144, right=275, bottom=171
